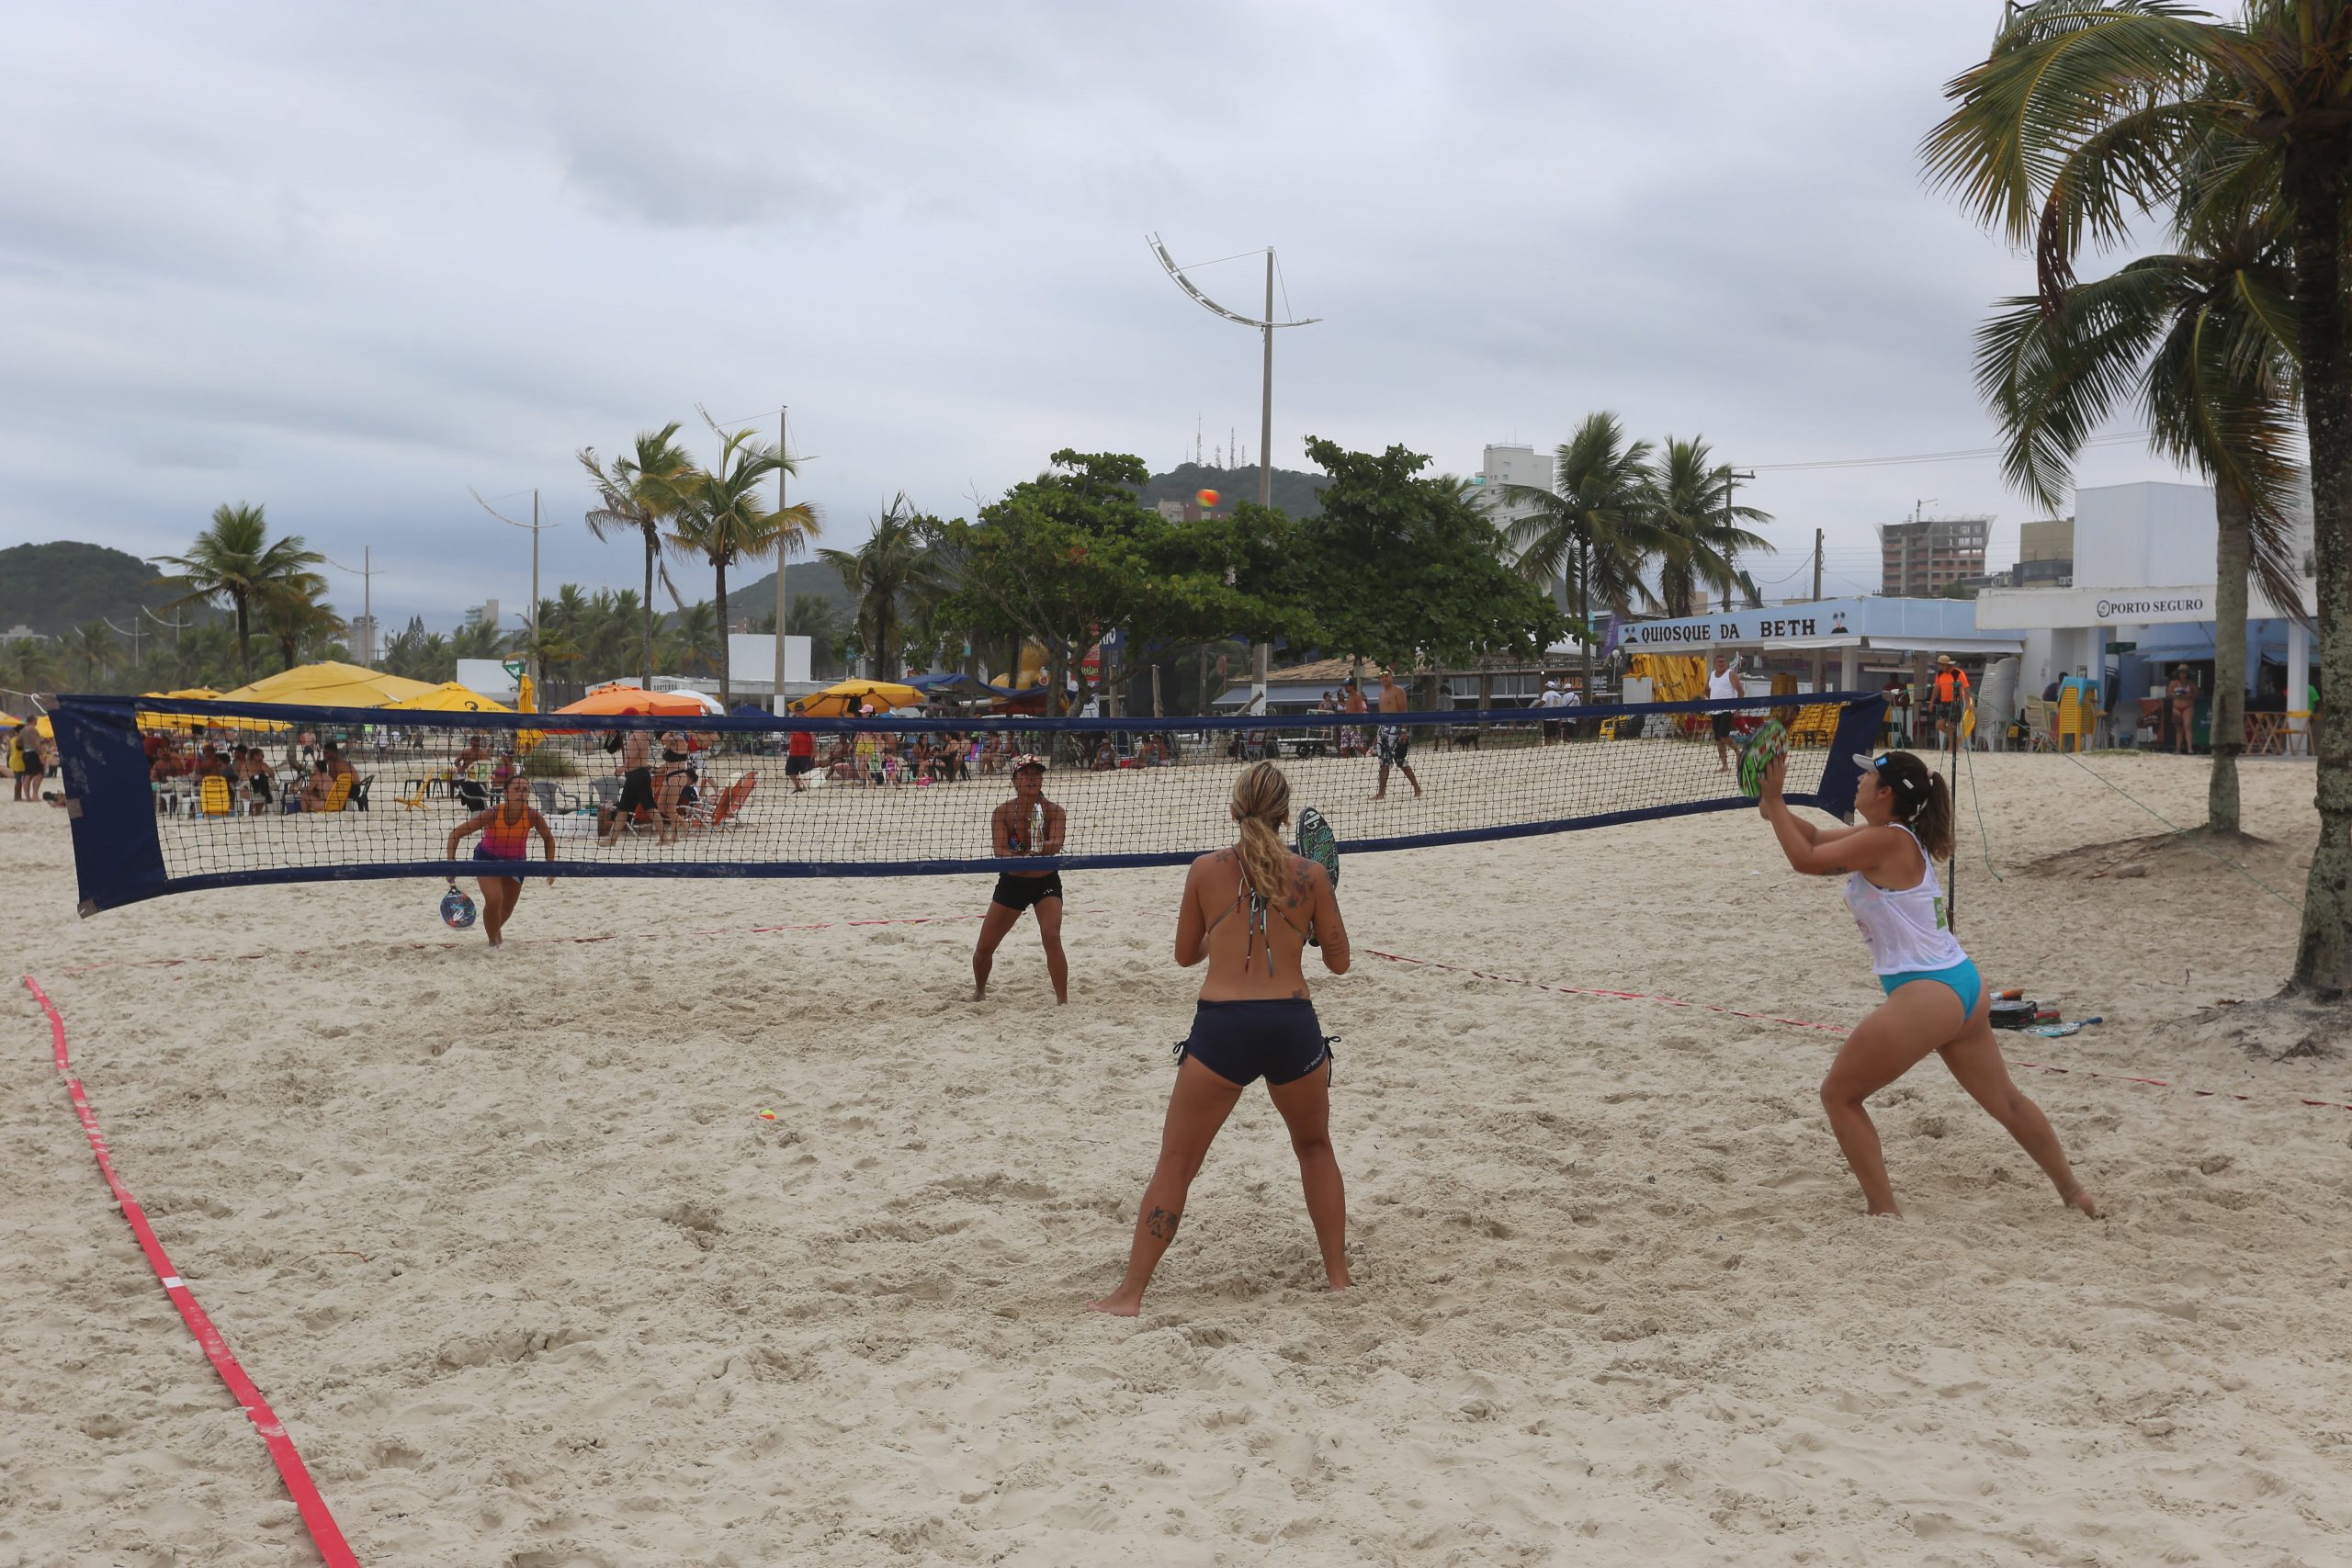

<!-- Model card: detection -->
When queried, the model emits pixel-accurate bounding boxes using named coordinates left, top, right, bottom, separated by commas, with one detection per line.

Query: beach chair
left=198, top=775, right=233, bottom=817
left=320, top=774, right=354, bottom=814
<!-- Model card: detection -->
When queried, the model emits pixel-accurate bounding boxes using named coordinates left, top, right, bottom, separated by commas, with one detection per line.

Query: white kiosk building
left=1973, top=480, right=2316, bottom=743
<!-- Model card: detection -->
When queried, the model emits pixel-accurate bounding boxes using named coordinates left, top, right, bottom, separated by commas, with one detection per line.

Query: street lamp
left=1148, top=233, right=1321, bottom=706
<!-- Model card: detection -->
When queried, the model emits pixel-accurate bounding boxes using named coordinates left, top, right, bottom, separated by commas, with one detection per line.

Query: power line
left=1737, top=430, right=2150, bottom=473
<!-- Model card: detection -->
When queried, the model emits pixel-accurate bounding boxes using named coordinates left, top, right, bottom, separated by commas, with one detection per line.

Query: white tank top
left=1842, top=824, right=1966, bottom=975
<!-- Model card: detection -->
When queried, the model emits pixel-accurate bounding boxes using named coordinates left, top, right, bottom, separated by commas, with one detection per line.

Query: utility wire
left=1738, top=430, right=2149, bottom=472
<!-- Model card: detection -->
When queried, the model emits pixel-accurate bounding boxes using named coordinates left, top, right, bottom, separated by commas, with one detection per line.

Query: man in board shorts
left=597, top=727, right=656, bottom=844
left=1372, top=667, right=1422, bottom=799
left=973, top=753, right=1069, bottom=1003
left=784, top=724, right=815, bottom=791
left=1708, top=652, right=1744, bottom=773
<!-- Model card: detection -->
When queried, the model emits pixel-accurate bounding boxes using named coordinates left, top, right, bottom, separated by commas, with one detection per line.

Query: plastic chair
left=321, top=774, right=354, bottom=814
left=198, top=775, right=232, bottom=817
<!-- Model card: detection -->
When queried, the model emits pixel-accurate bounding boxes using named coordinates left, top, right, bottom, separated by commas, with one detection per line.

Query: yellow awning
left=216, top=661, right=439, bottom=708
left=382, top=682, right=515, bottom=714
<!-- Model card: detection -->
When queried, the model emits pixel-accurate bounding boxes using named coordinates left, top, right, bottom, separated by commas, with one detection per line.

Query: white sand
left=4, top=750, right=2348, bottom=1567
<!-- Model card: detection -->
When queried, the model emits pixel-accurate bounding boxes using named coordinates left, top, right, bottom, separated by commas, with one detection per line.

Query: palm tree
left=662, top=429, right=816, bottom=705
left=69, top=623, right=114, bottom=688
left=1924, top=0, right=2352, bottom=996
left=1974, top=148, right=2303, bottom=834
left=820, top=495, right=941, bottom=680
left=581, top=425, right=695, bottom=687
left=672, top=601, right=724, bottom=677
left=152, top=503, right=326, bottom=682
left=1501, top=412, right=1668, bottom=693
left=4, top=636, right=59, bottom=698
left=258, top=572, right=343, bottom=671
left=1645, top=436, right=1775, bottom=618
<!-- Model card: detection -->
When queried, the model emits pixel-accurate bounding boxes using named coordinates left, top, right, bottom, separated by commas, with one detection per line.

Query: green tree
left=1646, top=436, right=1774, bottom=618
left=661, top=429, right=817, bottom=705
left=821, top=496, right=944, bottom=680
left=4, top=636, right=59, bottom=696
left=152, top=503, right=325, bottom=682
left=1924, top=0, right=2352, bottom=996
left=1300, top=435, right=1566, bottom=681
left=68, top=622, right=114, bottom=688
left=1973, top=146, right=2304, bottom=834
left=581, top=424, right=695, bottom=688
left=1501, top=412, right=1668, bottom=692
left=672, top=601, right=724, bottom=677
left=258, top=571, right=343, bottom=671
left=927, top=451, right=1307, bottom=717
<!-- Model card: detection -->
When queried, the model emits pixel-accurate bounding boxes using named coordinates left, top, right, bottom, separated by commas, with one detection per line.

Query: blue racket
left=1295, top=807, right=1339, bottom=945
left=440, top=882, right=478, bottom=930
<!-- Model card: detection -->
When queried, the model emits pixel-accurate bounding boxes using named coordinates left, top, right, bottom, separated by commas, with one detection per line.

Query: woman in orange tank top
left=446, top=774, right=555, bottom=948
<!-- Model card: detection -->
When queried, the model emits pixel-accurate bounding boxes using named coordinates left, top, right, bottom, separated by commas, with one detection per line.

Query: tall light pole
left=322, top=547, right=380, bottom=666
left=1149, top=234, right=1320, bottom=708
left=470, top=488, right=557, bottom=687
left=101, top=615, right=144, bottom=671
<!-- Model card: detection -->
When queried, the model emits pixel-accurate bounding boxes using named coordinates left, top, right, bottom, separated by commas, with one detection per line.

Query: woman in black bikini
left=1091, top=761, right=1351, bottom=1316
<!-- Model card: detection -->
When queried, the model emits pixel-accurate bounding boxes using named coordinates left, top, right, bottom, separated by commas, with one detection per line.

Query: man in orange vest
left=1931, top=655, right=1973, bottom=750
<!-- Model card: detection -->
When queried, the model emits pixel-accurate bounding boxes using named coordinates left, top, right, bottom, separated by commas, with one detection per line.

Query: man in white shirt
left=1708, top=652, right=1744, bottom=773
left=1536, top=678, right=1564, bottom=744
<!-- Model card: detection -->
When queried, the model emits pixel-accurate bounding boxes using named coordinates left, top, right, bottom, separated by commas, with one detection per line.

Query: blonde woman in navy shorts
left=1091, top=761, right=1351, bottom=1314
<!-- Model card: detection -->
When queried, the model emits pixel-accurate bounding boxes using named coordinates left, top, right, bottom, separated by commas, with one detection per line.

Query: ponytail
left=1906, top=774, right=1953, bottom=862
left=1229, top=760, right=1295, bottom=901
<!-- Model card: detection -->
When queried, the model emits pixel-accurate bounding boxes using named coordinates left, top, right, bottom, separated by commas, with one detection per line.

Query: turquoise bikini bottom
left=1879, top=957, right=1983, bottom=1021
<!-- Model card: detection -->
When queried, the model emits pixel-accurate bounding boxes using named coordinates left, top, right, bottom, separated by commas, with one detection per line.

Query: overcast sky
left=0, top=1, right=2202, bottom=632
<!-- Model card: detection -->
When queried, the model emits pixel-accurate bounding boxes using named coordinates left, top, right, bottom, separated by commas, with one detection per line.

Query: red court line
left=1365, top=949, right=2352, bottom=1113
left=20, top=975, right=361, bottom=1567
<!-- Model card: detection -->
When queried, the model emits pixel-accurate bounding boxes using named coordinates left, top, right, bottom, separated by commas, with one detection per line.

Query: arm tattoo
left=1145, top=1205, right=1181, bottom=1242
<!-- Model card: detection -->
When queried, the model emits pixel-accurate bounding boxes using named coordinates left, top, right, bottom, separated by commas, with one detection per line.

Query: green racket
left=1736, top=718, right=1789, bottom=798
left=1295, top=806, right=1338, bottom=947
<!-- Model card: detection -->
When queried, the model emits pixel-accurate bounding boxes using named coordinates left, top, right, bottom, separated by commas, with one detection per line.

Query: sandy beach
left=4, top=749, right=2349, bottom=1567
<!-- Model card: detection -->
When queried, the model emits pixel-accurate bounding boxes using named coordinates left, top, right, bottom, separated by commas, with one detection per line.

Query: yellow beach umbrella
left=217, top=660, right=438, bottom=708
left=788, top=678, right=922, bottom=716
left=0, top=712, right=21, bottom=728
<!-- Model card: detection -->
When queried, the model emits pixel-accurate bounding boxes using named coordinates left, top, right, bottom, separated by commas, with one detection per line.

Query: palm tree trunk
left=232, top=592, right=251, bottom=682
left=640, top=532, right=656, bottom=689
left=715, top=561, right=731, bottom=707
left=2286, top=135, right=2350, bottom=997
left=2208, top=480, right=2251, bottom=834
left=1576, top=543, right=1595, bottom=696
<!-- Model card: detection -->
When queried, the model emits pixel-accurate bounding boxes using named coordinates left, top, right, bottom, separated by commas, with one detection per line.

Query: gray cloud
left=0, top=0, right=2197, bottom=629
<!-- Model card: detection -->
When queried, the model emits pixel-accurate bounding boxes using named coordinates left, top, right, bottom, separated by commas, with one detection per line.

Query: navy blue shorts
left=1177, top=998, right=1334, bottom=1089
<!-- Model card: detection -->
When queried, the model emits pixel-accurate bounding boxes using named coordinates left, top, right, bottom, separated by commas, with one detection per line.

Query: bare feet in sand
left=1087, top=1292, right=1140, bottom=1317
left=2061, top=1184, right=2098, bottom=1217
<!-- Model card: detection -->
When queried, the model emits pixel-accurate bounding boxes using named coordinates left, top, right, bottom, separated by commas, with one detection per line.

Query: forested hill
left=707, top=559, right=857, bottom=623
left=1138, top=462, right=1327, bottom=518
left=0, top=540, right=213, bottom=637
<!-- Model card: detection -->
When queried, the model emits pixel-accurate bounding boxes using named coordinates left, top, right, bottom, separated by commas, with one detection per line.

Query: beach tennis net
left=51, top=691, right=1886, bottom=912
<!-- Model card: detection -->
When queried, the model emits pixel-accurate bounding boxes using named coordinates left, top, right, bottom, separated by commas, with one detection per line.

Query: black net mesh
left=79, top=694, right=1875, bottom=897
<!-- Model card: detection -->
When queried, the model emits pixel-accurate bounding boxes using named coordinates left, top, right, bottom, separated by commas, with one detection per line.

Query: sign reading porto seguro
left=2093, top=594, right=2204, bottom=622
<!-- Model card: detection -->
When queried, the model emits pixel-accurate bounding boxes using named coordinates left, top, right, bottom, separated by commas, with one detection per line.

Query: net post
left=1810, top=692, right=1887, bottom=822
left=56, top=697, right=171, bottom=913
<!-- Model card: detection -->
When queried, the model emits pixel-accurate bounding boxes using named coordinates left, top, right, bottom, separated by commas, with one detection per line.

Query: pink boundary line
left=20, top=975, right=361, bottom=1567
left=1364, top=949, right=2352, bottom=1114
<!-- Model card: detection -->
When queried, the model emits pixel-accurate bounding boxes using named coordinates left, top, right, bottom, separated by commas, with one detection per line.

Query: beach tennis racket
left=1736, top=718, right=1789, bottom=798
left=2022, top=1016, right=2102, bottom=1038
left=440, top=882, right=477, bottom=930
left=1295, top=806, right=1339, bottom=946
